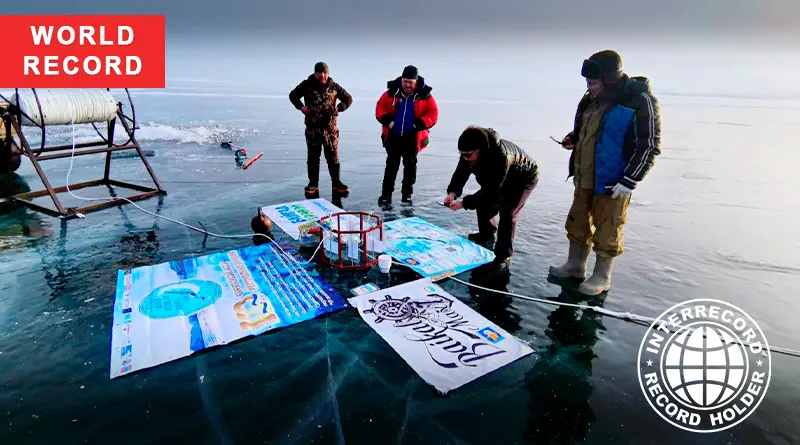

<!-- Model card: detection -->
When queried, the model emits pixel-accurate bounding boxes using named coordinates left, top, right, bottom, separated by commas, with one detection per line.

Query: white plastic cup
left=378, top=254, right=392, bottom=273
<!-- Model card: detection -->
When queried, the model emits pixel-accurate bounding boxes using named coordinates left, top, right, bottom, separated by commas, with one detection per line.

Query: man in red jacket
left=375, top=65, right=439, bottom=206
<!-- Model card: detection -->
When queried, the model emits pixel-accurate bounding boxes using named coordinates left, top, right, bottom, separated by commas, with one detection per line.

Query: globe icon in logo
left=662, top=323, right=747, bottom=410
left=638, top=299, right=772, bottom=433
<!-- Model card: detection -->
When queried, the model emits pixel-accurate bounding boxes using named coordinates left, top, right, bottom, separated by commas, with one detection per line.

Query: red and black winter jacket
left=375, top=76, right=439, bottom=152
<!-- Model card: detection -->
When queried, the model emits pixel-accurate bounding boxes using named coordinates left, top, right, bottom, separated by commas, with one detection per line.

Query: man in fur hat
left=549, top=50, right=661, bottom=295
left=443, top=126, right=539, bottom=274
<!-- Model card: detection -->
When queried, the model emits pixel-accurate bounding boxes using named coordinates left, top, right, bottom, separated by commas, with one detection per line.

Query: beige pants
left=565, top=187, right=631, bottom=257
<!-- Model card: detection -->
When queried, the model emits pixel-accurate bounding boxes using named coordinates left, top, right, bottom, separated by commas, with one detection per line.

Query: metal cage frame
left=0, top=88, right=166, bottom=219
left=317, top=212, right=384, bottom=271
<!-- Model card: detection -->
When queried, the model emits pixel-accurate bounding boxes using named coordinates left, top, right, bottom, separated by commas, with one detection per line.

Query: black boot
left=378, top=194, right=392, bottom=206
left=401, top=194, right=412, bottom=204
left=328, top=162, right=349, bottom=194
left=489, top=257, right=511, bottom=274
left=477, top=257, right=511, bottom=277
left=468, top=231, right=496, bottom=245
left=304, top=184, right=319, bottom=198
left=333, top=181, right=349, bottom=194
left=306, top=151, right=320, bottom=197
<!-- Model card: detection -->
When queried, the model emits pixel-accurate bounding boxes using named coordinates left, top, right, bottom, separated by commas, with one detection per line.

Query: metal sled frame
left=0, top=88, right=166, bottom=219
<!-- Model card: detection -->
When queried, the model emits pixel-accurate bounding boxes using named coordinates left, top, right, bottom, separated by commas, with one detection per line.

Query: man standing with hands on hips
left=443, top=125, right=539, bottom=275
left=549, top=50, right=661, bottom=295
left=290, top=61, right=353, bottom=198
left=376, top=65, right=439, bottom=206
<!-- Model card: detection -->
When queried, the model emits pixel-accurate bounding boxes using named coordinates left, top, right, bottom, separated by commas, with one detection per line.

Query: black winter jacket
left=447, top=127, right=538, bottom=210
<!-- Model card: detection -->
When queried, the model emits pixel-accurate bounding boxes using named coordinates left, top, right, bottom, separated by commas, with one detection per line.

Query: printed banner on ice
left=260, top=198, right=344, bottom=240
left=349, top=278, right=534, bottom=394
left=109, top=242, right=348, bottom=379
left=2, top=15, right=165, bottom=88
left=383, top=217, right=495, bottom=278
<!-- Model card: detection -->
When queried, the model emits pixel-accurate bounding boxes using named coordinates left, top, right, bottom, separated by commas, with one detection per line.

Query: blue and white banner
left=260, top=198, right=343, bottom=240
left=109, top=242, right=347, bottom=379
left=383, top=217, right=495, bottom=278
left=348, top=278, right=534, bottom=395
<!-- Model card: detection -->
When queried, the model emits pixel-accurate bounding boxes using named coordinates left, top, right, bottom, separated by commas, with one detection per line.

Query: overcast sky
left=6, top=0, right=798, bottom=39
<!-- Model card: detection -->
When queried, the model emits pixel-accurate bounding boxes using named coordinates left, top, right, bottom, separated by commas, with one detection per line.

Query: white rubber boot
left=548, top=242, right=590, bottom=279
left=578, top=254, right=615, bottom=295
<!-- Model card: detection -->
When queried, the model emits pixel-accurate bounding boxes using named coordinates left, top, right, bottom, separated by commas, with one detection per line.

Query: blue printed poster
left=383, top=217, right=495, bottom=278
left=109, top=242, right=347, bottom=379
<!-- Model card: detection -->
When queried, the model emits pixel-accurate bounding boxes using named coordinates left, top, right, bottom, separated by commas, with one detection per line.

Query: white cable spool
left=10, top=89, right=118, bottom=126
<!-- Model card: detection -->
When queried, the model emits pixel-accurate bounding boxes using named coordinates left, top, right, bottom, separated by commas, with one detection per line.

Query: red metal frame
left=318, top=212, right=383, bottom=271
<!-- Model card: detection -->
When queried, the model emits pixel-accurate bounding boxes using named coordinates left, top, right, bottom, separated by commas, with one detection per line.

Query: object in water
left=242, top=152, right=263, bottom=170
left=251, top=207, right=274, bottom=236
left=234, top=148, right=248, bottom=168
left=111, top=149, right=156, bottom=159
left=221, top=141, right=232, bottom=149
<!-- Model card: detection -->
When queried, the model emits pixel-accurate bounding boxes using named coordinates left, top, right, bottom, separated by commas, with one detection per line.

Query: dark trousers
left=306, top=127, right=340, bottom=186
left=381, top=134, right=418, bottom=196
left=476, top=178, right=538, bottom=261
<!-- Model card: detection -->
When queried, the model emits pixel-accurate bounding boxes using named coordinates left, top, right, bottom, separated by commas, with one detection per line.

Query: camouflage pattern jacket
left=289, top=75, right=353, bottom=131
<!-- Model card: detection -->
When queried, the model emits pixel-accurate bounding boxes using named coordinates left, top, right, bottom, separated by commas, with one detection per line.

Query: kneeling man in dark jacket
left=443, top=126, right=539, bottom=274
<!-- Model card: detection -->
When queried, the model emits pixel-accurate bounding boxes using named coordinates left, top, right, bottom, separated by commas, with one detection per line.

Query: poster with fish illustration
left=109, top=242, right=347, bottom=379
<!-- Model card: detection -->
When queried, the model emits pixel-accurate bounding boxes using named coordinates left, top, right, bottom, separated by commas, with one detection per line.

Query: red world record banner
left=1, top=15, right=165, bottom=88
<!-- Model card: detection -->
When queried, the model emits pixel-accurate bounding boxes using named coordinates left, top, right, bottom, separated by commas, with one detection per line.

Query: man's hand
left=611, top=183, right=632, bottom=199
left=449, top=201, right=463, bottom=211
left=301, top=106, right=309, bottom=114
left=443, top=193, right=456, bottom=207
left=561, top=134, right=575, bottom=150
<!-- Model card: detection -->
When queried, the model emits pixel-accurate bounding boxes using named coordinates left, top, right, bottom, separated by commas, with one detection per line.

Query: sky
left=5, top=0, right=799, bottom=41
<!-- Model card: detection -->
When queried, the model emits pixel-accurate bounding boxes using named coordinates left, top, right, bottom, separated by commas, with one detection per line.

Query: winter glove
left=336, top=103, right=346, bottom=113
left=561, top=132, right=575, bottom=150
left=379, top=114, right=393, bottom=127
left=611, top=183, right=632, bottom=199
left=413, top=118, right=426, bottom=131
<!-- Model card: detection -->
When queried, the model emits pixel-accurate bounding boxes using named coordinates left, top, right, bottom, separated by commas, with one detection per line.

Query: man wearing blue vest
left=549, top=50, right=661, bottom=295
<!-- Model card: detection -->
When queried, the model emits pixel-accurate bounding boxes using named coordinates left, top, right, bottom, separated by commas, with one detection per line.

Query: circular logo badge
left=637, top=299, right=771, bottom=433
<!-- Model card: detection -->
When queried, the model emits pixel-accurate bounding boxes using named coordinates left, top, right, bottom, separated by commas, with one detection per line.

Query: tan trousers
left=565, top=187, right=631, bottom=257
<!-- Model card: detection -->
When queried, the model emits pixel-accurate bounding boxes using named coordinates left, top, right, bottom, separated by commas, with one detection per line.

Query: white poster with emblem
left=348, top=278, right=534, bottom=395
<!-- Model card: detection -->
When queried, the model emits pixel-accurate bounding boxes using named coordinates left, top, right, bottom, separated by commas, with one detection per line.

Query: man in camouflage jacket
left=290, top=61, right=353, bottom=196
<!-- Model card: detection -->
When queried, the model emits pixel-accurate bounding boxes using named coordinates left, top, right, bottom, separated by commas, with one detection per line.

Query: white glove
left=611, top=183, right=633, bottom=199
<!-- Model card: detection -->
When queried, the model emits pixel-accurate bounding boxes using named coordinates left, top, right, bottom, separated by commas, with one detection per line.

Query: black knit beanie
left=458, top=127, right=490, bottom=152
left=401, top=65, right=418, bottom=80
left=581, top=50, right=623, bottom=81
left=314, top=61, right=329, bottom=73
